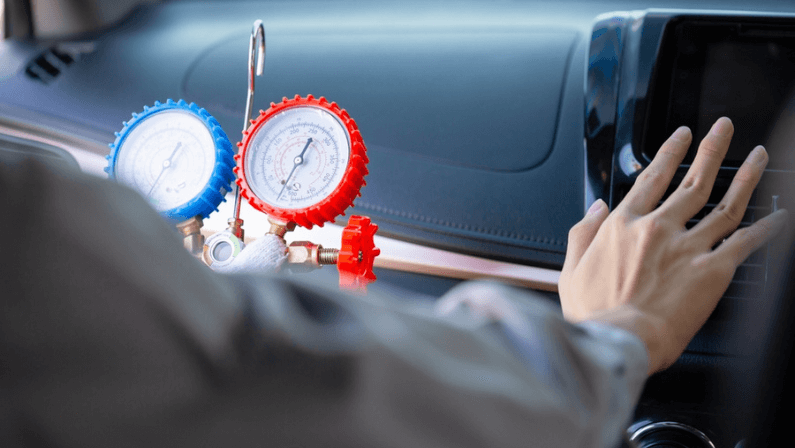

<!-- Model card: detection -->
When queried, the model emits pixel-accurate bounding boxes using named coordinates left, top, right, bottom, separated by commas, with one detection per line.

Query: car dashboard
left=2, top=0, right=795, bottom=446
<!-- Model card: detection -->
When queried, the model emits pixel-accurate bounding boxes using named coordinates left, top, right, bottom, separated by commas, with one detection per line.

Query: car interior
left=3, top=0, right=795, bottom=446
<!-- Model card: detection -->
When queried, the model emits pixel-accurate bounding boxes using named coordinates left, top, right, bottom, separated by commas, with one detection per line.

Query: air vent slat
left=24, top=43, right=94, bottom=84
left=685, top=218, right=756, bottom=228
left=34, top=55, right=61, bottom=77
left=619, top=169, right=782, bottom=307
left=50, top=49, right=74, bottom=65
left=722, top=295, right=753, bottom=301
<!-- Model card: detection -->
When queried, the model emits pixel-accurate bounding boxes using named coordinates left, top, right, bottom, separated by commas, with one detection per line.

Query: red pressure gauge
left=235, top=95, right=368, bottom=228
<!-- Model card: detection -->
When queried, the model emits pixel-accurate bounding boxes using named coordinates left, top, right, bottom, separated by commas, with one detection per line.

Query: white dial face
left=115, top=110, right=216, bottom=212
left=245, top=106, right=351, bottom=210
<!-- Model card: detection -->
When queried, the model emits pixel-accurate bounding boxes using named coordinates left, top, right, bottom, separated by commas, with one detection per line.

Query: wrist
left=586, top=306, right=672, bottom=375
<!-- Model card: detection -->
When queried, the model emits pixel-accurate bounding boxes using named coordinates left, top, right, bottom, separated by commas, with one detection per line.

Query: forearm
left=340, top=281, right=650, bottom=448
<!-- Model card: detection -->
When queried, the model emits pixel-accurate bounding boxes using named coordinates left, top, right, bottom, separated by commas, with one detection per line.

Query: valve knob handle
left=338, top=215, right=380, bottom=292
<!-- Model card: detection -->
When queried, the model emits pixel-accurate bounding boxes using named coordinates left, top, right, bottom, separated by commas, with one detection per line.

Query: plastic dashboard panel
left=182, top=26, right=582, bottom=267
left=0, top=1, right=592, bottom=269
left=2, top=1, right=795, bottom=270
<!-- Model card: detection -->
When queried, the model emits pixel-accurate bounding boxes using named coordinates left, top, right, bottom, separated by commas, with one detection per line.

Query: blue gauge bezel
left=105, top=99, right=236, bottom=222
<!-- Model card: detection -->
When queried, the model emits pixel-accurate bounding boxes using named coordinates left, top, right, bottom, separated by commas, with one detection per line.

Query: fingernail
left=710, top=117, right=733, bottom=136
left=587, top=199, right=604, bottom=215
left=749, top=145, right=769, bottom=167
left=671, top=126, right=691, bottom=141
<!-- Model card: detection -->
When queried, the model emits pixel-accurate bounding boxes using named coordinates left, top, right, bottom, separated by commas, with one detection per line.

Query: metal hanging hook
left=244, top=20, right=266, bottom=132
left=231, top=20, right=266, bottom=236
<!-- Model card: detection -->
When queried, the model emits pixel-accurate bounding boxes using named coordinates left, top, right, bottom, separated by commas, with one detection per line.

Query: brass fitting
left=227, top=217, right=245, bottom=240
left=287, top=241, right=321, bottom=271
left=318, top=248, right=339, bottom=265
left=176, top=216, right=205, bottom=256
left=287, top=241, right=339, bottom=272
left=267, top=219, right=297, bottom=238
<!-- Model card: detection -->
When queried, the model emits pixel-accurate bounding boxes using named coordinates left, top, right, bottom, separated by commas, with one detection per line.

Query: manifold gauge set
left=105, top=21, right=380, bottom=292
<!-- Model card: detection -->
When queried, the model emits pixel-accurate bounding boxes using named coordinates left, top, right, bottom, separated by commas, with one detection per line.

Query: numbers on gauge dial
left=245, top=106, right=351, bottom=210
left=114, top=110, right=216, bottom=212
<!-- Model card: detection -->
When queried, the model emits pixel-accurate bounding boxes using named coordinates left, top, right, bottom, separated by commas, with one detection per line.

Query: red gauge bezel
left=235, top=94, right=369, bottom=229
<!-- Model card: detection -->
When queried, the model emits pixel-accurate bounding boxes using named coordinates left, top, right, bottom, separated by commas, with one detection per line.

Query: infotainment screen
left=642, top=20, right=795, bottom=171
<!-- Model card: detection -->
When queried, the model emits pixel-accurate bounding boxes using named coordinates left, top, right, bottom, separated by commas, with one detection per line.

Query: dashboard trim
left=0, top=119, right=561, bottom=292
left=0, top=115, right=108, bottom=176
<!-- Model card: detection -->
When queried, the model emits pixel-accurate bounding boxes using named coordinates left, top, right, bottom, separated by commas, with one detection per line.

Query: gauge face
left=244, top=106, right=351, bottom=210
left=115, top=110, right=216, bottom=212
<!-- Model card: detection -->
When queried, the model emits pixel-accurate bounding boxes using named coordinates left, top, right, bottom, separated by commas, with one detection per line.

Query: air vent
left=24, top=42, right=95, bottom=84
left=615, top=168, right=784, bottom=321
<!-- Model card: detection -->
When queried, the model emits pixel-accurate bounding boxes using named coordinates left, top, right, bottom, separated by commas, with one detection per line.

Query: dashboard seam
left=355, top=200, right=567, bottom=247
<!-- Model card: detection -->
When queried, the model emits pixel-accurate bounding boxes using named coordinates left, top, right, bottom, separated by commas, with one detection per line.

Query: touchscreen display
left=643, top=21, right=795, bottom=171
left=698, top=41, right=795, bottom=168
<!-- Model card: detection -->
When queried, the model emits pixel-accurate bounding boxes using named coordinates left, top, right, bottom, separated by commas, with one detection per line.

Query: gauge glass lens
left=115, top=110, right=216, bottom=212
left=245, top=106, right=351, bottom=210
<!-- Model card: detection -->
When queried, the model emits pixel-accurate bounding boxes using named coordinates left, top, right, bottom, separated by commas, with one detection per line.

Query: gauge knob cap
left=106, top=99, right=236, bottom=222
left=235, top=94, right=369, bottom=229
left=338, top=215, right=380, bottom=292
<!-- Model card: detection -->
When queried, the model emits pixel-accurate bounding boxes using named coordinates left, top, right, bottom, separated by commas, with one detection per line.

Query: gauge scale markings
left=246, top=108, right=351, bottom=210
left=107, top=101, right=236, bottom=223
left=255, top=123, right=340, bottom=202
left=115, top=111, right=215, bottom=212
left=235, top=95, right=368, bottom=228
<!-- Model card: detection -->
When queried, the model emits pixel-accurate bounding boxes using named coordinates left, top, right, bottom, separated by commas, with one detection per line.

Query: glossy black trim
left=585, top=9, right=795, bottom=213
left=584, top=12, right=630, bottom=213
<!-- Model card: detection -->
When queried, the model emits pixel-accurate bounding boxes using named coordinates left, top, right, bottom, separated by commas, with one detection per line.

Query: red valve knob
left=338, top=215, right=381, bottom=292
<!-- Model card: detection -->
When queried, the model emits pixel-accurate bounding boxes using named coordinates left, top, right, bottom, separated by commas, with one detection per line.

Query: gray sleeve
left=229, top=276, right=649, bottom=448
left=0, top=157, right=647, bottom=448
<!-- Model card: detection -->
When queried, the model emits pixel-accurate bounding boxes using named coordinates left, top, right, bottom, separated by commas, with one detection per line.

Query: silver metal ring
left=629, top=421, right=716, bottom=447
left=203, top=230, right=244, bottom=268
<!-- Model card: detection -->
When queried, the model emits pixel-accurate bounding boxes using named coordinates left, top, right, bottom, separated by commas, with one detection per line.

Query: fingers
left=711, top=209, right=788, bottom=267
left=689, top=146, right=768, bottom=246
left=620, top=126, right=691, bottom=216
left=657, top=117, right=734, bottom=224
left=564, top=199, right=609, bottom=270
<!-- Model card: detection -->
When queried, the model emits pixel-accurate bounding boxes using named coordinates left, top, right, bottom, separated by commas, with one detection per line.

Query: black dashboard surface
left=4, top=1, right=795, bottom=446
left=2, top=0, right=793, bottom=269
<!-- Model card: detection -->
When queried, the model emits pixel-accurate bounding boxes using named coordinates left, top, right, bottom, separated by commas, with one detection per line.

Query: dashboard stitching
left=355, top=200, right=566, bottom=246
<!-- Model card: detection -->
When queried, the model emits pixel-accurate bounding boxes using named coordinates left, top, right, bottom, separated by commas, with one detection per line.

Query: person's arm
left=0, top=155, right=643, bottom=448
left=0, top=117, right=783, bottom=448
left=155, top=272, right=648, bottom=448
left=559, top=117, right=788, bottom=374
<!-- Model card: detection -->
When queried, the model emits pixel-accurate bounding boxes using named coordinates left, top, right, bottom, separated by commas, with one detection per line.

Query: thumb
left=564, top=199, right=609, bottom=270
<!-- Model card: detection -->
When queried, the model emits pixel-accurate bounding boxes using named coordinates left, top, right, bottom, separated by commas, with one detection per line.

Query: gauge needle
left=277, top=138, right=313, bottom=200
left=147, top=142, right=183, bottom=198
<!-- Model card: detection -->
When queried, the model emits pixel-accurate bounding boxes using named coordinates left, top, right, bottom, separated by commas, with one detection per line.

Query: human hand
left=559, top=117, right=788, bottom=374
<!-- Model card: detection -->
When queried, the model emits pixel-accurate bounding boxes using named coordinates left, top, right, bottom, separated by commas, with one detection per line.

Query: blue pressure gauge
left=106, top=99, right=235, bottom=222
